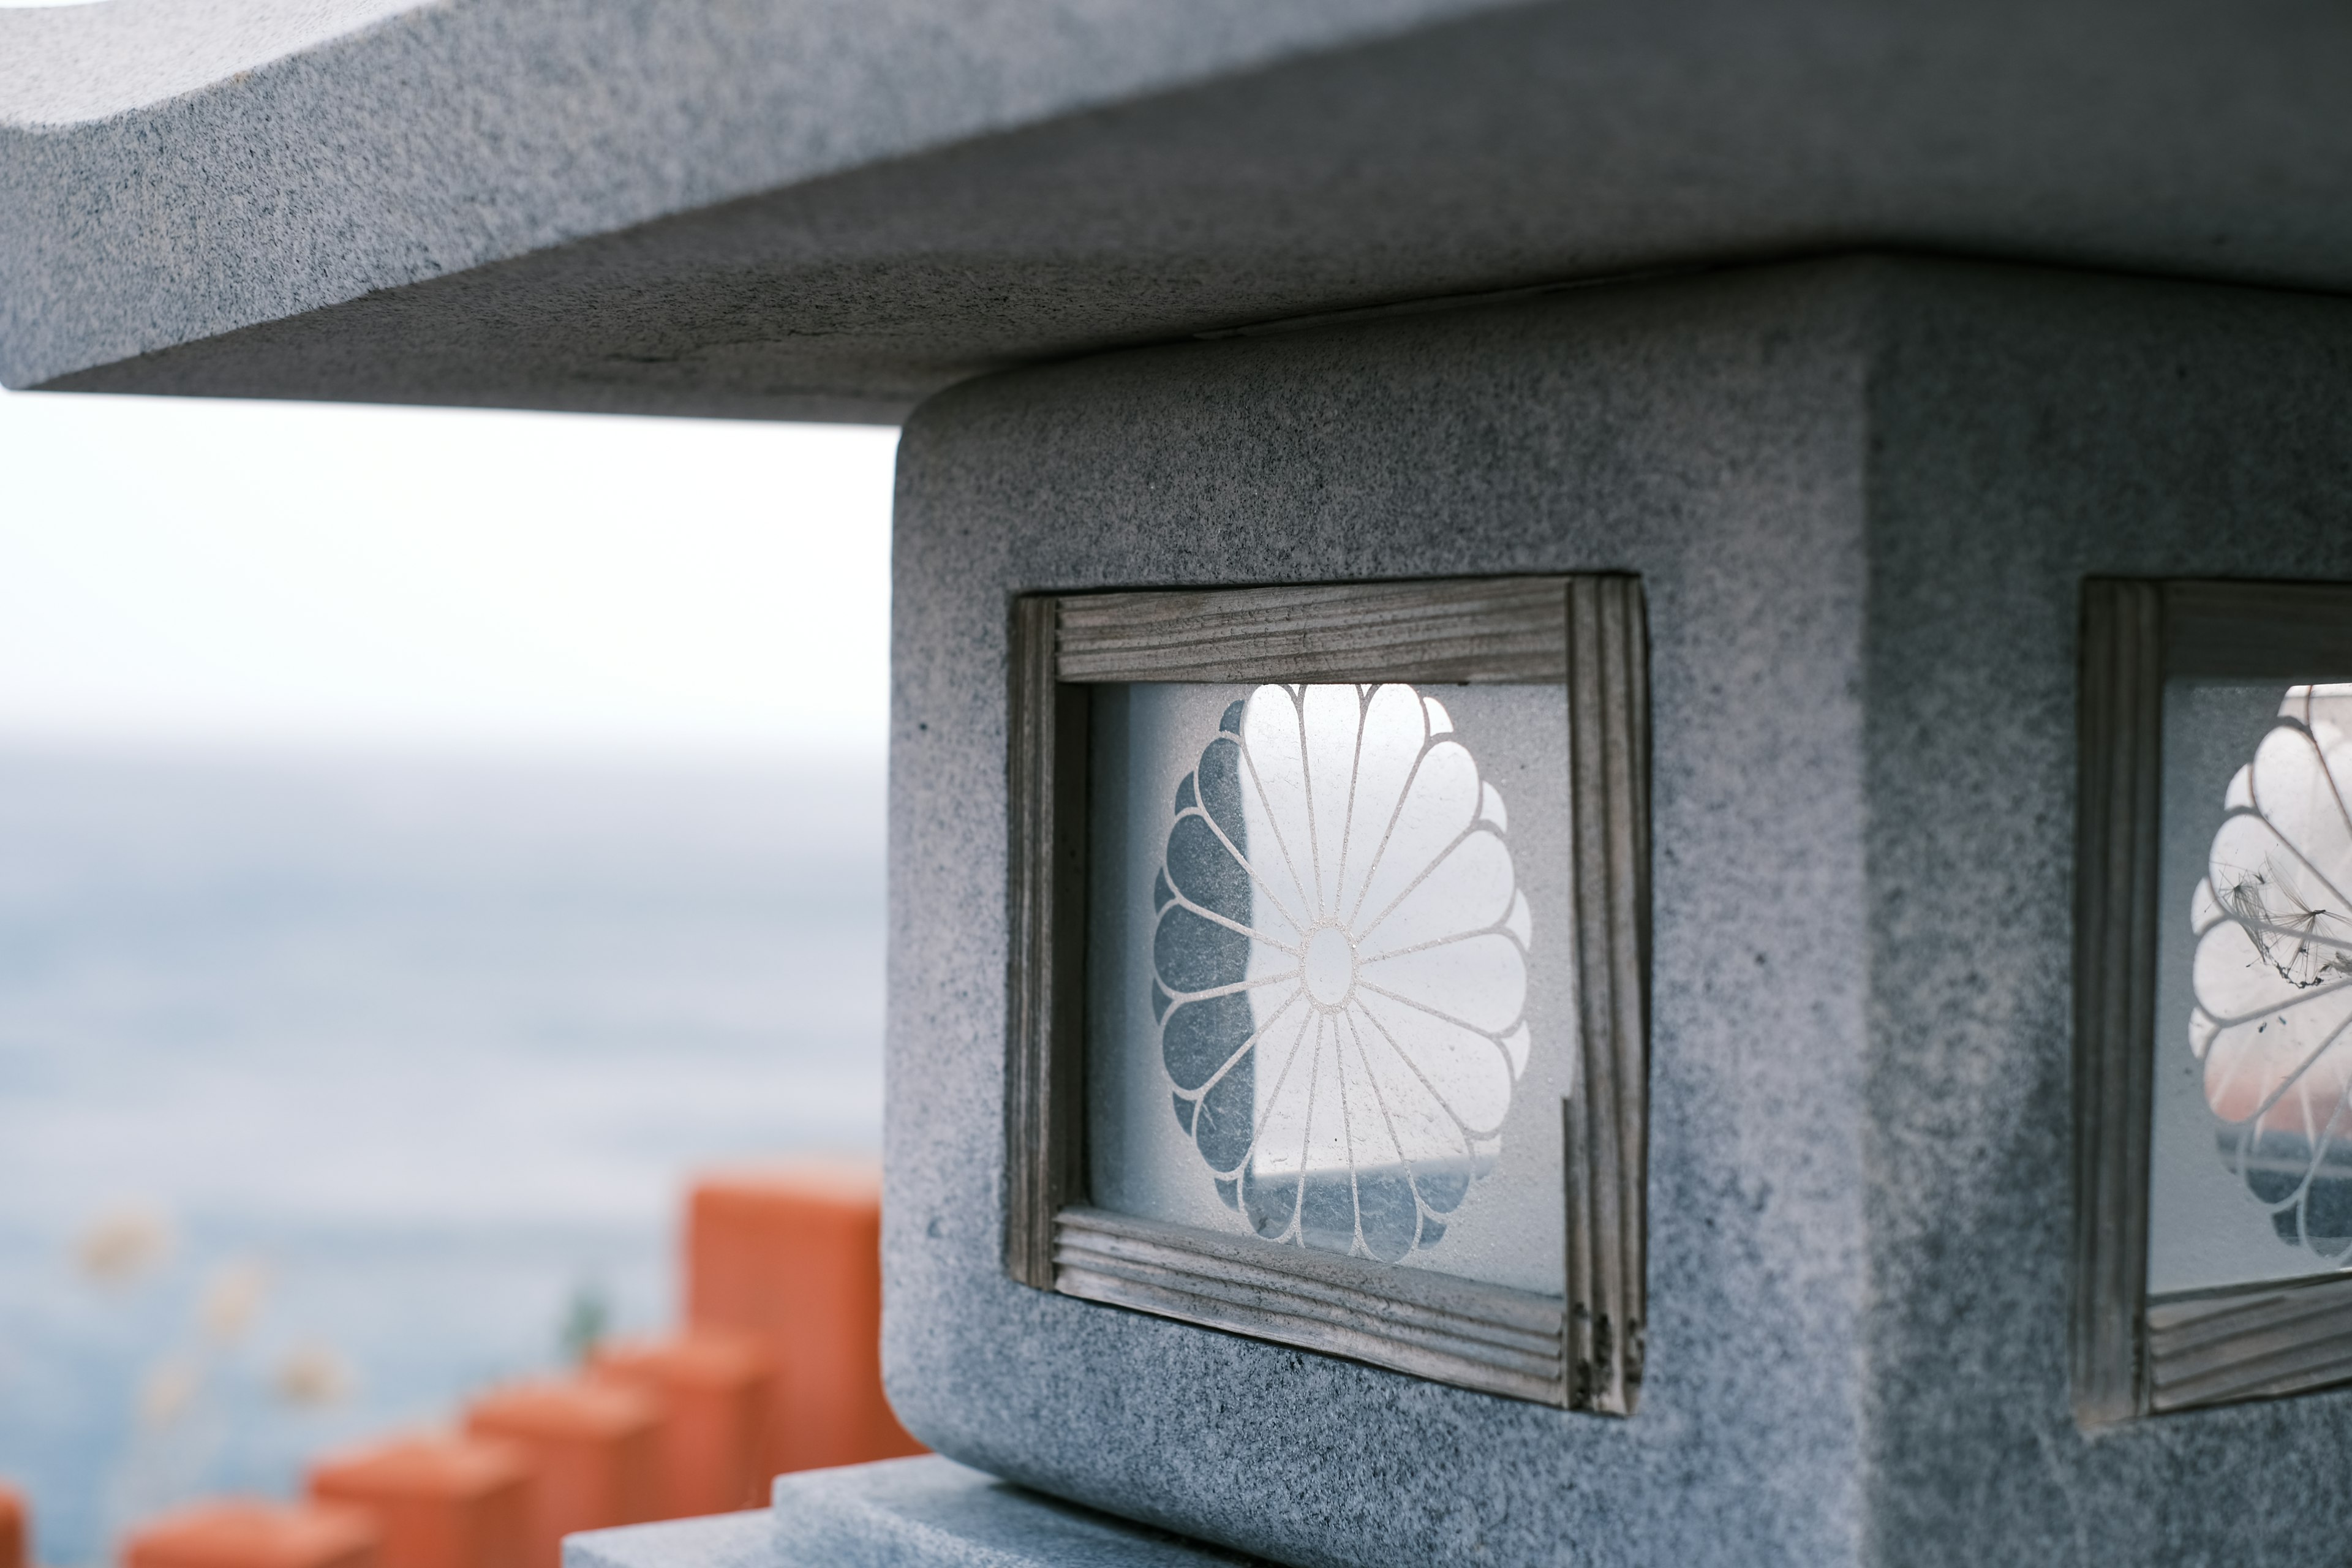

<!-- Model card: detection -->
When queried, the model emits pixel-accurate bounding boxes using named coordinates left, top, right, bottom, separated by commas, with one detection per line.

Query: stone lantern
left=13, top=5, right=2352, bottom=1564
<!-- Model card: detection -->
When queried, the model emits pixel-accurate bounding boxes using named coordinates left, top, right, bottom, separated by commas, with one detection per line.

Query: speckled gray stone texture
left=21, top=2, right=2352, bottom=420
left=565, top=1460, right=1259, bottom=1568
left=884, top=255, right=2352, bottom=1566
left=0, top=0, right=1506, bottom=409
left=567, top=1510, right=776, bottom=1568
left=887, top=261, right=1874, bottom=1567
left=1857, top=265, right=2352, bottom=1565
left=767, top=1458, right=1261, bottom=1567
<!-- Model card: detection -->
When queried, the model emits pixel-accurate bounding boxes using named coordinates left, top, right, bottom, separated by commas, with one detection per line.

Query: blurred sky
left=0, top=383, right=902, bottom=1559
left=0, top=385, right=897, bottom=758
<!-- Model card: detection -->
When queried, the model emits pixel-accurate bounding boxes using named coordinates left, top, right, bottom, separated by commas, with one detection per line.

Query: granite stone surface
left=769, top=1458, right=1259, bottom=1567
left=888, top=260, right=1875, bottom=1567
left=1856, top=265, right=2352, bottom=1566
left=881, top=256, right=2352, bottom=1565
left=0, top=0, right=1506, bottom=412
left=17, top=2, right=2352, bottom=418
left=567, top=1510, right=777, bottom=1568
left=565, top=1460, right=1256, bottom=1568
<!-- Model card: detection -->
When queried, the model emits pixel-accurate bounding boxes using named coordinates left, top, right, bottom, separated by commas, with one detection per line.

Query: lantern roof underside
left=7, top=0, right=2352, bottom=423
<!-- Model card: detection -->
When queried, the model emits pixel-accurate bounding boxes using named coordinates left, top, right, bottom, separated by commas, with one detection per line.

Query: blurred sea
left=0, top=746, right=885, bottom=1566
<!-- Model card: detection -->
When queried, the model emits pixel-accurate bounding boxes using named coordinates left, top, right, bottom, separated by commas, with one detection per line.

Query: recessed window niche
left=1085, top=679, right=1569, bottom=1295
left=1003, top=578, right=1651, bottom=1412
left=2150, top=681, right=2352, bottom=1292
left=2079, top=580, right=2352, bottom=1422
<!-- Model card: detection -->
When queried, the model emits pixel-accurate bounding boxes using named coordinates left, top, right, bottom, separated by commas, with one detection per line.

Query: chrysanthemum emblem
left=1151, top=683, right=1532, bottom=1261
left=2192, top=685, right=2352, bottom=1257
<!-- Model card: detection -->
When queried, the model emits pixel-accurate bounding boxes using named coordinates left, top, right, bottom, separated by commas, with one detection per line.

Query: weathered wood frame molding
left=2073, top=578, right=2163, bottom=1425
left=2075, top=578, right=2352, bottom=1424
left=1005, top=575, right=1651, bottom=1413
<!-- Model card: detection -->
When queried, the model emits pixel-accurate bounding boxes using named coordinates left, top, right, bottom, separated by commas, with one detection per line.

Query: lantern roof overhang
left=6, top=0, right=2349, bottom=422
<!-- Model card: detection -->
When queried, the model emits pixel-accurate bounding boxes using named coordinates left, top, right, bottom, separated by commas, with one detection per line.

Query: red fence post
left=123, top=1500, right=380, bottom=1568
left=591, top=1330, right=774, bottom=1517
left=463, top=1379, right=662, bottom=1568
left=307, top=1434, right=533, bottom=1568
left=0, top=1480, right=26, bottom=1568
left=686, top=1161, right=925, bottom=1476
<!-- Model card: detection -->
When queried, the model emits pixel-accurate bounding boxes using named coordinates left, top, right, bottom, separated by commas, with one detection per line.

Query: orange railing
left=122, top=1500, right=379, bottom=1568
left=29, top=1161, right=925, bottom=1568
left=684, top=1160, right=925, bottom=1474
left=2, top=1480, right=26, bottom=1568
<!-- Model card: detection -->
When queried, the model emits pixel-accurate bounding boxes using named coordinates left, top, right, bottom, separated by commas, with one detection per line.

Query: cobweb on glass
left=2191, top=684, right=2352, bottom=1258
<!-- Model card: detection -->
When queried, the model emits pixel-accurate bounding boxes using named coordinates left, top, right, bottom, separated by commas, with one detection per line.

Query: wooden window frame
left=2075, top=578, right=2352, bottom=1423
left=1003, top=575, right=1651, bottom=1414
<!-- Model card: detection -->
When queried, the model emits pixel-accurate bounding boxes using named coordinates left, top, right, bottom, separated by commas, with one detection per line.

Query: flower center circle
left=1302, top=924, right=1356, bottom=1009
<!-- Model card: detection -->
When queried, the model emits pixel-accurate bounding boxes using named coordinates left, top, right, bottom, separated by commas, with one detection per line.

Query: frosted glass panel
left=2151, top=682, right=2352, bottom=1294
left=1086, top=682, right=1571, bottom=1295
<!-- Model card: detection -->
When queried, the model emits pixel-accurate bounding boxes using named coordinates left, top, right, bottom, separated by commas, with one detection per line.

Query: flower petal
left=2189, top=876, right=2223, bottom=937
left=1336, top=1012, right=1406, bottom=1174
left=1358, top=829, right=1516, bottom=956
left=2285, top=684, right=2352, bottom=737
left=1336, top=684, right=1428, bottom=918
left=2201, top=812, right=2352, bottom=1000
left=2233, top=1076, right=2352, bottom=1212
left=1164, top=813, right=1252, bottom=927
left=1239, top=686, right=1321, bottom=924
left=1505, top=889, right=1532, bottom=949
left=1343, top=1001, right=1475, bottom=1161
left=2247, top=724, right=2352, bottom=914
left=1344, top=1004, right=1479, bottom=1213
left=1359, top=930, right=1528, bottom=1035
left=1197, top=735, right=1250, bottom=851
left=2188, top=1006, right=2218, bottom=1061
left=1241, top=1009, right=1319, bottom=1238
left=2201, top=976, right=2352, bottom=1123
left=1190, top=736, right=1302, bottom=940
left=1487, top=775, right=1515, bottom=828
left=1251, top=1008, right=1319, bottom=1167
left=1301, top=685, right=1363, bottom=918
left=1153, top=902, right=1253, bottom=995
left=1161, top=990, right=1257, bottom=1091
left=1194, top=1055, right=1256, bottom=1175
left=1351, top=739, right=1480, bottom=935
left=1500, top=1022, right=1532, bottom=1080
left=1295, top=1021, right=1357, bottom=1253
left=2225, top=763, right=2254, bottom=812
left=1334, top=1016, right=1417, bottom=1261
left=1352, top=988, right=1514, bottom=1135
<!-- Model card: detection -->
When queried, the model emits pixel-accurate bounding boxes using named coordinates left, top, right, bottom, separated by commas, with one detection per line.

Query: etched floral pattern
left=1150, top=684, right=1532, bottom=1261
left=2192, top=684, right=2352, bottom=1257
